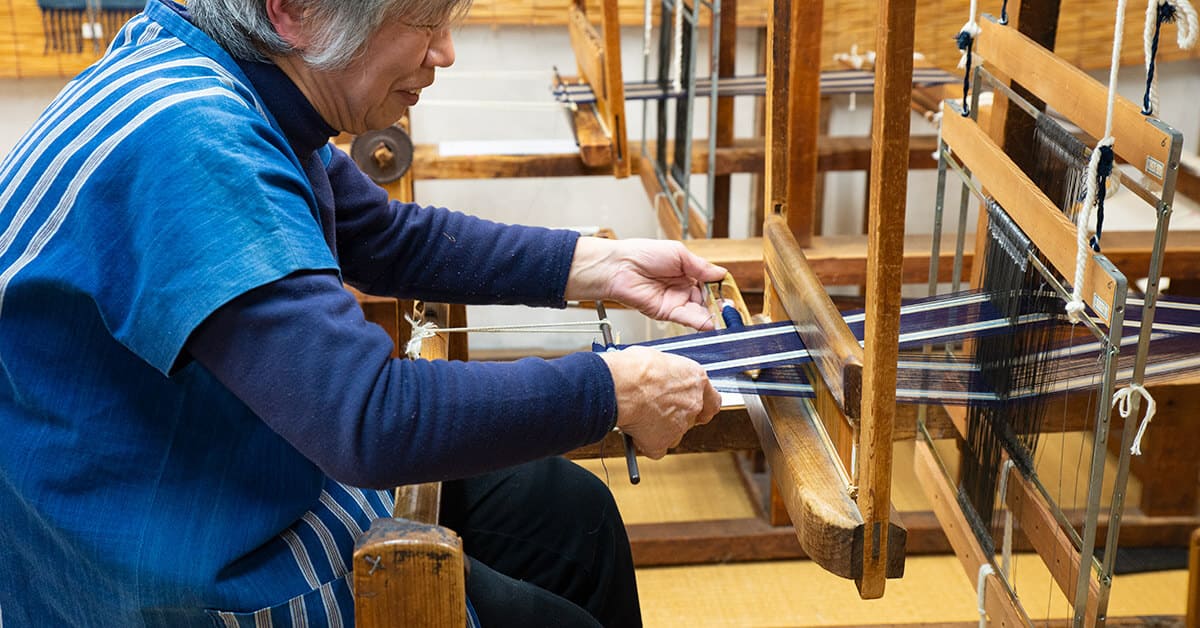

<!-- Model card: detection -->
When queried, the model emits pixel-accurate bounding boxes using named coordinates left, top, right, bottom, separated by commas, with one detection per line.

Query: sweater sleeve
left=327, top=147, right=580, bottom=307
left=186, top=271, right=618, bottom=489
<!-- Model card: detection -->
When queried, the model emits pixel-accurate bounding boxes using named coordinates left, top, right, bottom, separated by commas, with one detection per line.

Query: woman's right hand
left=598, top=346, right=722, bottom=459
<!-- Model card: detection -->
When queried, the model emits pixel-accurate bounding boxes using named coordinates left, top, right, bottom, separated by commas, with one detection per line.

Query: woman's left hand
left=565, top=237, right=727, bottom=330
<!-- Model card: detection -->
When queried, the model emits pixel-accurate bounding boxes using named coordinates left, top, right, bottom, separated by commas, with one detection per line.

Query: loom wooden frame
left=565, top=0, right=631, bottom=178
left=928, top=10, right=1186, bottom=628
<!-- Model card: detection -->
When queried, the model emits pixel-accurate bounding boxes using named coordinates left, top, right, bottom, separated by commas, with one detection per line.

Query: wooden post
left=855, top=0, right=915, bottom=599
left=710, top=0, right=737, bottom=238
left=783, top=0, right=822, bottom=246
left=997, top=0, right=1062, bottom=176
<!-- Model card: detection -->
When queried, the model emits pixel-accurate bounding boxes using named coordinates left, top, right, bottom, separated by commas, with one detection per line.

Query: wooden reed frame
left=929, top=9, right=1186, bottom=628
left=939, top=109, right=1120, bottom=325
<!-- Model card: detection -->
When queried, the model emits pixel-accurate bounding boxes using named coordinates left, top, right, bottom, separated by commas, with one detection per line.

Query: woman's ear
left=264, top=0, right=308, bottom=48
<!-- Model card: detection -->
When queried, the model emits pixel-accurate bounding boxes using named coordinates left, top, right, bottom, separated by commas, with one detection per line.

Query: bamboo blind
left=2, top=0, right=1197, bottom=79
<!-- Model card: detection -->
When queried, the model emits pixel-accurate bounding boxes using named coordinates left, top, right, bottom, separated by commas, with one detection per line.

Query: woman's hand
left=599, top=346, right=722, bottom=458
left=565, top=237, right=727, bottom=330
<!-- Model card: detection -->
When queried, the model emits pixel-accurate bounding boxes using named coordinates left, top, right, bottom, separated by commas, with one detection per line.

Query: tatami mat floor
left=576, top=443, right=1188, bottom=627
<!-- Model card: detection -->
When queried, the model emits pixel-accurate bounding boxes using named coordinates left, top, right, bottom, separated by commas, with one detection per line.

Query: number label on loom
left=1146, top=156, right=1165, bottom=180
left=1092, top=294, right=1111, bottom=320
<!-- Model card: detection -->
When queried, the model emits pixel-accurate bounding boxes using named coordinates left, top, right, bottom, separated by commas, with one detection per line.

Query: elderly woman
left=0, top=0, right=725, bottom=625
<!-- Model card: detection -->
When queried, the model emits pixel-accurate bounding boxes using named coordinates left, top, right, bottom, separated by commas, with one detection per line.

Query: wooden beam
left=570, top=104, right=616, bottom=167
left=975, top=17, right=1176, bottom=183
left=1002, top=463, right=1101, bottom=626
left=914, top=439, right=1029, bottom=627
left=764, top=216, right=864, bottom=419
left=1178, top=157, right=1200, bottom=203
left=618, top=505, right=1199, bottom=568
left=941, top=108, right=1120, bottom=325
left=637, top=155, right=709, bottom=239
left=743, top=392, right=905, bottom=580
left=403, top=135, right=940, bottom=180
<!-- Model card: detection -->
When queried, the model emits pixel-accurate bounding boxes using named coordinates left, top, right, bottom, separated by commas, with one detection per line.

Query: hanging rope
left=1114, top=383, right=1159, bottom=455
left=1067, top=0, right=1127, bottom=323
left=1142, top=0, right=1199, bottom=115
left=955, top=0, right=982, bottom=117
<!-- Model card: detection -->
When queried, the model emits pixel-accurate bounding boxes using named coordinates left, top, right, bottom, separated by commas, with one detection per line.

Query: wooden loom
left=558, top=0, right=1200, bottom=617
left=340, top=2, right=1200, bottom=624
left=912, top=5, right=1188, bottom=626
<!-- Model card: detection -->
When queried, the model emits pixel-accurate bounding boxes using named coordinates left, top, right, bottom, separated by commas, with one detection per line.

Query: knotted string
left=1142, top=0, right=1199, bottom=115
left=956, top=22, right=981, bottom=116
left=1114, top=383, right=1158, bottom=455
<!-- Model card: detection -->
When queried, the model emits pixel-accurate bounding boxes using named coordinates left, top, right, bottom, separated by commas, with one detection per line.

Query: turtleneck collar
left=235, top=60, right=339, bottom=157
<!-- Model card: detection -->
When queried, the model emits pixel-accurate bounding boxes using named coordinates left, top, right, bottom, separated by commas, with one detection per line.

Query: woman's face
left=300, top=16, right=456, bottom=134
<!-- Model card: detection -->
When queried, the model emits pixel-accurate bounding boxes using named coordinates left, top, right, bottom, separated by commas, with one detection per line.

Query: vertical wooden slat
left=781, top=0, right=822, bottom=247
left=761, top=0, right=791, bottom=229
left=710, top=0, right=736, bottom=238
left=855, top=0, right=915, bottom=600
left=597, top=0, right=629, bottom=178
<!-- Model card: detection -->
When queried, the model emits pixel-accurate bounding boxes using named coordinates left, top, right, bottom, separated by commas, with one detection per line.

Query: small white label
left=1145, top=156, right=1164, bottom=180
left=1092, top=293, right=1111, bottom=320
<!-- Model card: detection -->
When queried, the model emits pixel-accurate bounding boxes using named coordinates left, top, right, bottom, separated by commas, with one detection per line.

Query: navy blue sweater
left=185, top=47, right=617, bottom=489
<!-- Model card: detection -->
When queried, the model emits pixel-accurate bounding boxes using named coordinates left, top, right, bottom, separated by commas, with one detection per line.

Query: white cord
left=976, top=563, right=995, bottom=628
left=1114, top=383, right=1159, bottom=455
left=404, top=315, right=611, bottom=359
left=1067, top=0, right=1127, bottom=322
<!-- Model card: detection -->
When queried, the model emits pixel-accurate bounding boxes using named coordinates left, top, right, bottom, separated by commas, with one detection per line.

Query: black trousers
left=439, top=457, right=642, bottom=628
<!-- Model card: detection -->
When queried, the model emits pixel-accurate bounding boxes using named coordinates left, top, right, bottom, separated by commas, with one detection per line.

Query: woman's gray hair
left=190, top=0, right=469, bottom=70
